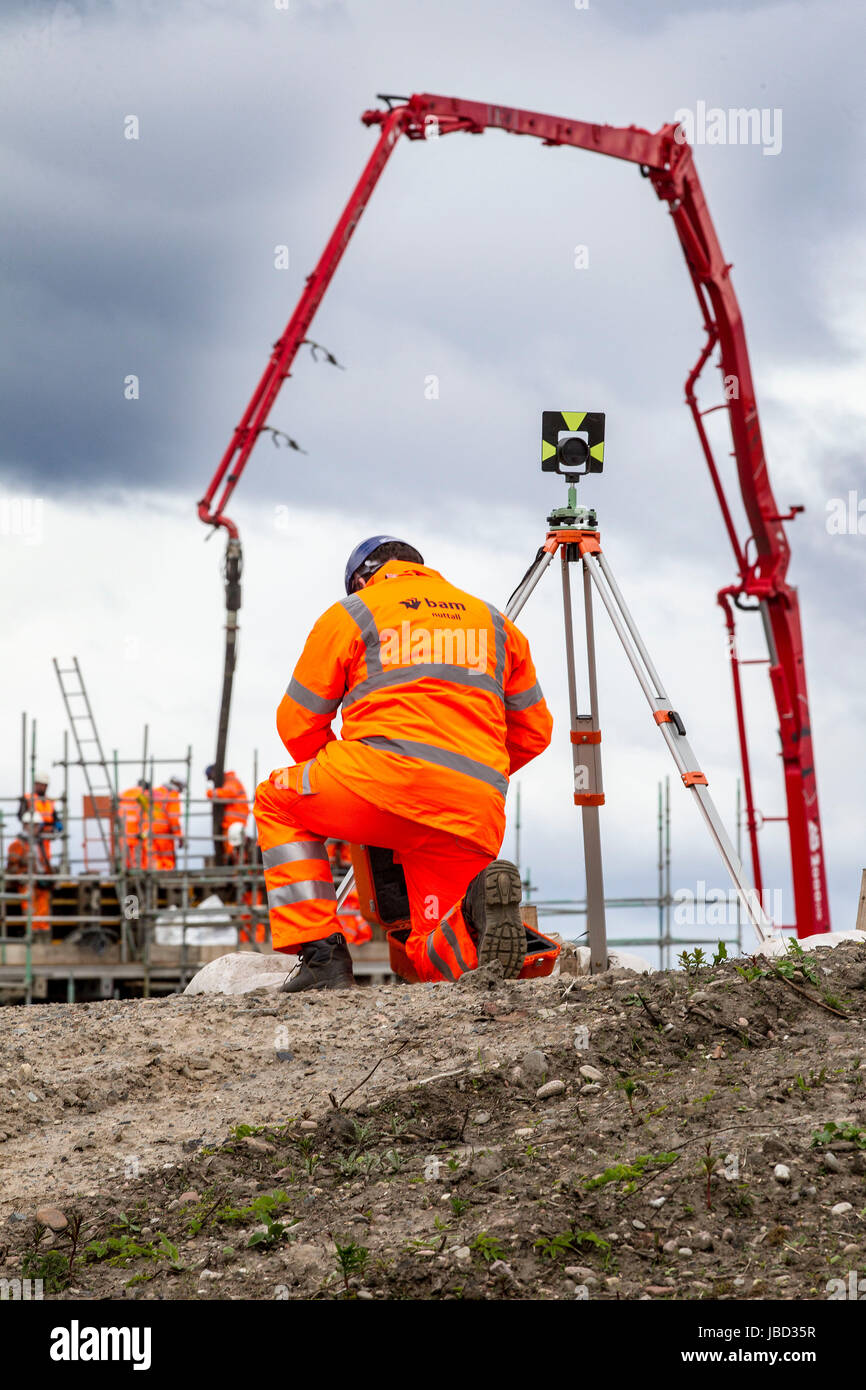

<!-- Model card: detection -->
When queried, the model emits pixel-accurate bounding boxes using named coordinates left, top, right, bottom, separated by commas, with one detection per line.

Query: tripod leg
left=582, top=547, right=772, bottom=943
left=562, top=549, right=608, bottom=973
left=506, top=547, right=556, bottom=622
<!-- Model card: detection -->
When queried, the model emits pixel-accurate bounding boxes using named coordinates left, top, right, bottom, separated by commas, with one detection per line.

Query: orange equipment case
left=350, top=843, right=560, bottom=982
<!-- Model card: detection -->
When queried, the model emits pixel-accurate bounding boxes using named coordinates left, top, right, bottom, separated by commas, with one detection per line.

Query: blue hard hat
left=344, top=535, right=414, bottom=594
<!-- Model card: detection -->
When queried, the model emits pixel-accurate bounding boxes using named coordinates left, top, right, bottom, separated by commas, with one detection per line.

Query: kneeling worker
left=254, top=536, right=553, bottom=991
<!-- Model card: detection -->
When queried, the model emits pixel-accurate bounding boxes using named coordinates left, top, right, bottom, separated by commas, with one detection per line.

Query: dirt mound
left=2, top=941, right=865, bottom=1300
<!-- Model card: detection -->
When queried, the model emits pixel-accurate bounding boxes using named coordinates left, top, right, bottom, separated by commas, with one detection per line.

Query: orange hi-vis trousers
left=253, top=758, right=494, bottom=983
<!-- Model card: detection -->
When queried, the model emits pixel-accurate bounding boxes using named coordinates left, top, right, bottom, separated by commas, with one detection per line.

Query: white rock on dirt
left=536, top=1080, right=566, bottom=1100
left=562, top=946, right=655, bottom=976
left=579, top=1064, right=604, bottom=1082
left=773, top=1164, right=791, bottom=1184
left=184, top=952, right=291, bottom=996
left=754, top=930, right=864, bottom=959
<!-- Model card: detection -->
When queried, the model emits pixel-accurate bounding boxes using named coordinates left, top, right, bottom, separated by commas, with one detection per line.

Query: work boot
left=280, top=932, right=356, bottom=993
left=462, top=859, right=526, bottom=979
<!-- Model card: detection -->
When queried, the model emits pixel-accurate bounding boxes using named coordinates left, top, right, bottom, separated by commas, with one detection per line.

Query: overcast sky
left=1, top=0, right=864, bottom=960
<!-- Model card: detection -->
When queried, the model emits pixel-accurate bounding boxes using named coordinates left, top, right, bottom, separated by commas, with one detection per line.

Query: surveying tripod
left=334, top=485, right=774, bottom=966
left=506, top=479, right=773, bottom=969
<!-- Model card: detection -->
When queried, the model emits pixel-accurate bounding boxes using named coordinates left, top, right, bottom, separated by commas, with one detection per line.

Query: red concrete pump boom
left=198, top=92, right=830, bottom=935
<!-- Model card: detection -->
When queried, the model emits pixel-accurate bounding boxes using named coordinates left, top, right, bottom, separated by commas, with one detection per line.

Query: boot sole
left=477, top=862, right=525, bottom=979
left=281, top=971, right=356, bottom=994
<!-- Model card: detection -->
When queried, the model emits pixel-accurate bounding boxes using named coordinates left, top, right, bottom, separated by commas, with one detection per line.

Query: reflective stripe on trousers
left=423, top=911, right=478, bottom=982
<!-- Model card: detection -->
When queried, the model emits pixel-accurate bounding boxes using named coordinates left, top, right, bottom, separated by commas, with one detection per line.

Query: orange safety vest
left=21, top=793, right=56, bottom=825
left=207, top=772, right=249, bottom=830
left=150, top=785, right=183, bottom=869
left=276, top=560, right=553, bottom=855
left=118, top=786, right=150, bottom=869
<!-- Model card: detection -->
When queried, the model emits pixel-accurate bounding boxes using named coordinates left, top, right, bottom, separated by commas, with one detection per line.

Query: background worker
left=150, top=776, right=185, bottom=871
left=6, top=812, right=53, bottom=930
left=19, top=770, right=62, bottom=867
left=117, top=779, right=151, bottom=870
left=254, top=536, right=553, bottom=992
left=205, top=766, right=250, bottom=863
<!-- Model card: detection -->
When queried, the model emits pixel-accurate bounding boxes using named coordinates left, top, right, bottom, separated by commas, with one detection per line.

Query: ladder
left=53, top=657, right=117, bottom=871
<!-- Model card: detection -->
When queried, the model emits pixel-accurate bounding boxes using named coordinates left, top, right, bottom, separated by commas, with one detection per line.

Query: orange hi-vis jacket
left=150, top=785, right=183, bottom=869
left=207, top=772, right=249, bottom=830
left=118, top=786, right=150, bottom=869
left=276, top=561, right=553, bottom=854
left=20, top=793, right=57, bottom=827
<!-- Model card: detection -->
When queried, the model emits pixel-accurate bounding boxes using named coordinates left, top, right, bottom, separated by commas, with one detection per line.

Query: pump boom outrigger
left=197, top=92, right=830, bottom=935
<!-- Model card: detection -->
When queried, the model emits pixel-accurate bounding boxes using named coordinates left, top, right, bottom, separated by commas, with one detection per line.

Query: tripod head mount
left=547, top=479, right=597, bottom=531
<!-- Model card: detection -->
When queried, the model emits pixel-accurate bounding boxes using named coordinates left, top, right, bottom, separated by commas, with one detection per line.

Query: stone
left=579, top=1064, right=604, bottom=1082
left=178, top=1190, right=200, bottom=1204
left=520, top=1049, right=549, bottom=1086
left=563, top=1265, right=597, bottom=1283
left=648, top=1197, right=666, bottom=1209
left=580, top=1083, right=601, bottom=1095
left=536, top=1080, right=566, bottom=1100
left=678, top=1247, right=693, bottom=1257
left=470, top=1148, right=504, bottom=1182
left=240, top=1136, right=276, bottom=1155
left=35, top=1206, right=67, bottom=1232
left=823, top=1152, right=843, bottom=1173
left=755, top=930, right=863, bottom=960
left=453, top=1246, right=471, bottom=1262
left=298, top=1120, right=318, bottom=1132
left=513, top=1127, right=534, bottom=1140
left=693, top=1232, right=713, bottom=1251
left=662, top=1239, right=678, bottom=1254
left=831, top=1202, right=854, bottom=1216
left=356, top=1289, right=374, bottom=1300
left=473, top=1111, right=491, bottom=1126
left=773, top=1164, right=791, bottom=1184
left=184, top=951, right=292, bottom=996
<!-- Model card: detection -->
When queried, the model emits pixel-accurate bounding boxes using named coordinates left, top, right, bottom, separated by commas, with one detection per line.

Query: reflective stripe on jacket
left=275, top=561, right=552, bottom=854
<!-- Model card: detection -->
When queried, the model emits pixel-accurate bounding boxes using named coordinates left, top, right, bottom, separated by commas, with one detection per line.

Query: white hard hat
left=227, top=821, right=245, bottom=848
left=21, top=811, right=44, bottom=829
left=34, top=771, right=50, bottom=785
